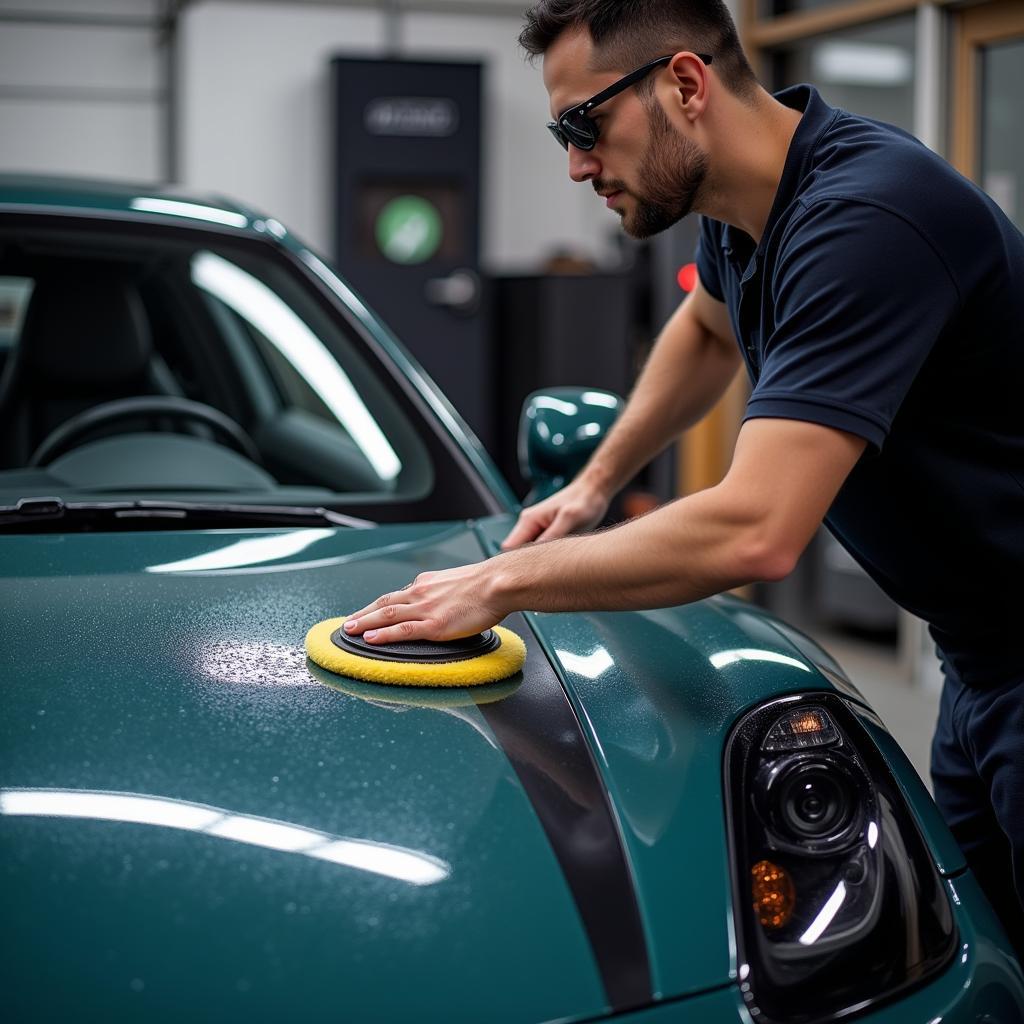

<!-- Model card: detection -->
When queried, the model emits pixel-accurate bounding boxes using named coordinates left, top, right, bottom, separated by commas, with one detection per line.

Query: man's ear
left=667, top=51, right=709, bottom=121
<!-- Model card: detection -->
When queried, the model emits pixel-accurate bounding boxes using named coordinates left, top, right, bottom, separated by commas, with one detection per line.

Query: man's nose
left=568, top=144, right=600, bottom=183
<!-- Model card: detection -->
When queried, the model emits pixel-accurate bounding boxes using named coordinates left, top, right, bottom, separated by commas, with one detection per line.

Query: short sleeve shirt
left=695, top=86, right=1024, bottom=687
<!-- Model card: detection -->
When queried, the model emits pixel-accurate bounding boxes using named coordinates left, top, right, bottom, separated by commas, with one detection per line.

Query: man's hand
left=501, top=476, right=610, bottom=549
left=342, top=561, right=511, bottom=644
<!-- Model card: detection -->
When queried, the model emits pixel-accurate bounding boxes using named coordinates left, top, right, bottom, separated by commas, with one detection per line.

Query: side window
left=189, top=249, right=420, bottom=495
left=0, top=277, right=35, bottom=371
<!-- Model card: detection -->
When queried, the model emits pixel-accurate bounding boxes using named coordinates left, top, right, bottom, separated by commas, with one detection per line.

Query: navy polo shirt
left=695, top=85, right=1024, bottom=688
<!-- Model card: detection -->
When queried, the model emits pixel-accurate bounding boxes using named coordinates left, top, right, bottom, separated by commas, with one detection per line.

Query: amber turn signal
left=791, top=711, right=828, bottom=734
left=763, top=706, right=839, bottom=751
left=752, top=859, right=796, bottom=929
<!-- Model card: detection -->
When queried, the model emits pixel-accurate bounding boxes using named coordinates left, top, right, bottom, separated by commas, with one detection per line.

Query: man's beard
left=598, top=102, right=708, bottom=240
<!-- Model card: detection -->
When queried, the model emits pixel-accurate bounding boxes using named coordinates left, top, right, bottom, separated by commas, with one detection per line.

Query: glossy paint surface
left=1, top=508, right=1021, bottom=1023
left=0, top=515, right=866, bottom=1017
left=1, top=524, right=608, bottom=1021
left=860, top=872, right=1024, bottom=1023
left=519, top=387, right=623, bottom=502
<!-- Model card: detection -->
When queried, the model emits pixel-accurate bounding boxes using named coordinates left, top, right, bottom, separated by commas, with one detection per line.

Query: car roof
left=0, top=172, right=270, bottom=237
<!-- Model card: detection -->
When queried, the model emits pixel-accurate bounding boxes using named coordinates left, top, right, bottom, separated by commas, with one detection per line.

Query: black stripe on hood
left=479, top=613, right=652, bottom=1011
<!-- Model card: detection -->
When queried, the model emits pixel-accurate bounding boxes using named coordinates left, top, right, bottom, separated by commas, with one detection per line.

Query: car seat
left=0, top=269, right=181, bottom=468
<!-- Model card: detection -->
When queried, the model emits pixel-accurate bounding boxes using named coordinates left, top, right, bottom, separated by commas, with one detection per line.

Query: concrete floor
left=807, top=627, right=941, bottom=792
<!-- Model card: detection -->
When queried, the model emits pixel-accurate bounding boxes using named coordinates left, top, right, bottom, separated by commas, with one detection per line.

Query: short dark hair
left=519, top=0, right=759, bottom=100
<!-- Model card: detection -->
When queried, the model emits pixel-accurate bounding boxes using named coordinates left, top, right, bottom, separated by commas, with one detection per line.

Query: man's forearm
left=489, top=482, right=775, bottom=614
left=579, top=296, right=740, bottom=497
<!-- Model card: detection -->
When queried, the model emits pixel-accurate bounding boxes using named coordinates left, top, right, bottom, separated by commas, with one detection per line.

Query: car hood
left=0, top=516, right=839, bottom=1021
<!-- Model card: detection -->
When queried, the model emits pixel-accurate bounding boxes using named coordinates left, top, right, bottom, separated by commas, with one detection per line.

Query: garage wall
left=177, top=2, right=385, bottom=256
left=0, top=0, right=167, bottom=183
left=177, top=0, right=622, bottom=270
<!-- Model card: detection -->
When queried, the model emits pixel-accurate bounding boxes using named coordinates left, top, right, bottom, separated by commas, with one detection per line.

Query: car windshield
left=0, top=218, right=499, bottom=526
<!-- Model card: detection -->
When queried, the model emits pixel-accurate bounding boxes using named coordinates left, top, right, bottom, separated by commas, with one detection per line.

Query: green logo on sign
left=375, top=195, right=443, bottom=265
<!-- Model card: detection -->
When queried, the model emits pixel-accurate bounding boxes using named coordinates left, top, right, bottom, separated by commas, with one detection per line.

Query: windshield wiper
left=0, top=497, right=374, bottom=532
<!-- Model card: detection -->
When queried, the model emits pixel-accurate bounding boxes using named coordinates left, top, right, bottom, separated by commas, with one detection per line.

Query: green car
left=0, top=174, right=1021, bottom=1023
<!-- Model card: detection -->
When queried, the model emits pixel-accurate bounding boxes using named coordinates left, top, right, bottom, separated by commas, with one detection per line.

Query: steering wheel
left=30, top=396, right=263, bottom=467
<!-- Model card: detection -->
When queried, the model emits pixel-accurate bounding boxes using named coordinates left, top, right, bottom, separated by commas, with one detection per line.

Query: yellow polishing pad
left=304, top=616, right=527, bottom=688
left=306, top=662, right=522, bottom=707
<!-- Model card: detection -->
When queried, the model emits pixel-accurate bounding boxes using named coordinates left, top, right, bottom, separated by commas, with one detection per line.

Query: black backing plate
left=330, top=626, right=501, bottom=664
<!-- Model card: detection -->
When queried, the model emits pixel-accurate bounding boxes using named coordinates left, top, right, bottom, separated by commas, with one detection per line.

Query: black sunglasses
left=547, top=52, right=713, bottom=152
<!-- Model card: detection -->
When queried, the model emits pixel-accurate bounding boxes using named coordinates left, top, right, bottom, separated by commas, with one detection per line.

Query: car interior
left=0, top=221, right=493, bottom=523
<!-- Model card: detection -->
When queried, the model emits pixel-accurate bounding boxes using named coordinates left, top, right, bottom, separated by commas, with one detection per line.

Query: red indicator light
left=677, top=262, right=697, bottom=293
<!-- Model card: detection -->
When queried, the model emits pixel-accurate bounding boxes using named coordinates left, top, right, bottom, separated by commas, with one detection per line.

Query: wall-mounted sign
left=375, top=195, right=443, bottom=264
left=364, top=97, right=459, bottom=138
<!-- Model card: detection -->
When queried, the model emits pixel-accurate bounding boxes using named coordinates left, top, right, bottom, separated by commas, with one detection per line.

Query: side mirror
left=518, top=387, right=623, bottom=504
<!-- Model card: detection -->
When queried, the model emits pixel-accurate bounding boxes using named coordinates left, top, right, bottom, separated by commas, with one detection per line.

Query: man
left=344, top=0, right=1024, bottom=952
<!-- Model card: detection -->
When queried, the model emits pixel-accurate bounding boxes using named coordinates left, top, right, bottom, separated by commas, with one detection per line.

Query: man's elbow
left=695, top=481, right=818, bottom=588
left=735, top=533, right=802, bottom=584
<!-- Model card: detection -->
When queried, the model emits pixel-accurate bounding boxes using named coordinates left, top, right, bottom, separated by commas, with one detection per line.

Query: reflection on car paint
left=130, top=197, right=249, bottom=228
left=554, top=646, right=614, bottom=679
left=147, top=529, right=334, bottom=573
left=0, top=788, right=450, bottom=885
left=308, top=660, right=521, bottom=712
left=710, top=649, right=813, bottom=672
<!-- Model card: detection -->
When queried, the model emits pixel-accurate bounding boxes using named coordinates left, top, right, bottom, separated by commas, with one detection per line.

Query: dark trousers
left=931, top=671, right=1024, bottom=957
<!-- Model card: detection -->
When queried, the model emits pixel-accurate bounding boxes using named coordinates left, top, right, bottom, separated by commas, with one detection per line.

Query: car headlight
left=724, top=694, right=956, bottom=1022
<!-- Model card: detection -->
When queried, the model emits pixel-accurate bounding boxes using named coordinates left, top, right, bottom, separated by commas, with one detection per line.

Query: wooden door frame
left=951, top=0, right=1024, bottom=180
left=740, top=0, right=959, bottom=77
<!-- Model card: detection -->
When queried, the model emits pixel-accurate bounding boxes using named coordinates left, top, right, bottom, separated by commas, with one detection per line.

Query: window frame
left=741, top=0, right=954, bottom=157
left=742, top=0, right=951, bottom=56
left=950, top=0, right=1024, bottom=182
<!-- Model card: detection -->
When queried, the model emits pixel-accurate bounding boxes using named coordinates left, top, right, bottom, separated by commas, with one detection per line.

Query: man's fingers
left=360, top=620, right=432, bottom=645
left=501, top=517, right=535, bottom=549
left=536, top=508, right=577, bottom=542
left=345, top=603, right=388, bottom=626
left=501, top=510, right=548, bottom=550
left=345, top=591, right=414, bottom=633
left=500, top=523, right=534, bottom=550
